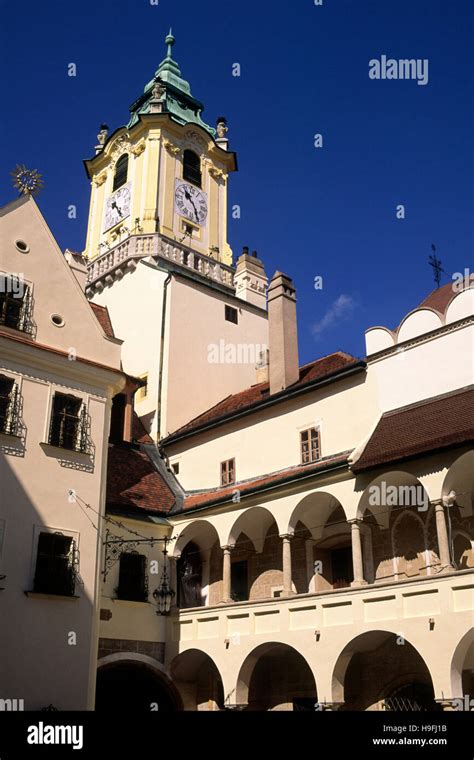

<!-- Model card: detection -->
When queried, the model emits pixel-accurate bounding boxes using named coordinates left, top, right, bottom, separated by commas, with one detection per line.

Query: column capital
left=279, top=533, right=294, bottom=541
left=348, top=517, right=363, bottom=526
left=319, top=701, right=343, bottom=711
left=221, top=544, right=235, bottom=553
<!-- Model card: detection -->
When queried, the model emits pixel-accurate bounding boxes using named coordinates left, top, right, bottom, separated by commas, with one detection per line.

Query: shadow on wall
left=0, top=455, right=96, bottom=710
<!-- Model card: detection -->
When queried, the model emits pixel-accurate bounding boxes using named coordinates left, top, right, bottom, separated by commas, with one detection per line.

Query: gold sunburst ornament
left=11, top=164, right=44, bottom=196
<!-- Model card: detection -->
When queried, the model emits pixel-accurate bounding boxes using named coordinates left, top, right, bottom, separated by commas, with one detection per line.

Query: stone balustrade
left=86, top=233, right=235, bottom=292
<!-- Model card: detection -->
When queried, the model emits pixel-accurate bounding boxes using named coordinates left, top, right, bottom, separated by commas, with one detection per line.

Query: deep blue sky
left=1, top=0, right=473, bottom=363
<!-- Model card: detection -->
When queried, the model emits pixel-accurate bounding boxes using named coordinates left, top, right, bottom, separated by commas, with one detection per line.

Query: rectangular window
left=117, top=552, right=148, bottom=602
left=221, top=458, right=235, bottom=486
left=33, top=532, right=77, bottom=596
left=0, top=275, right=30, bottom=332
left=136, top=374, right=148, bottom=402
left=300, top=428, right=321, bottom=464
left=49, top=393, right=86, bottom=452
left=225, top=305, right=238, bottom=324
left=0, top=376, right=16, bottom=435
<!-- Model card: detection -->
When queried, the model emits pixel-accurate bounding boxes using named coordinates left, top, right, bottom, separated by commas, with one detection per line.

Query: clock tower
left=83, top=30, right=236, bottom=264
left=83, top=31, right=269, bottom=441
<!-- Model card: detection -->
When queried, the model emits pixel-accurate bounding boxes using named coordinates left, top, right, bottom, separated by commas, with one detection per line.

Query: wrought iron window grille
left=33, top=532, right=79, bottom=597
left=0, top=377, right=21, bottom=436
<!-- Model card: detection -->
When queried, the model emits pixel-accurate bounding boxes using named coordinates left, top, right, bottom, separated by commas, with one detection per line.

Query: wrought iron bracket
left=102, top=530, right=164, bottom=580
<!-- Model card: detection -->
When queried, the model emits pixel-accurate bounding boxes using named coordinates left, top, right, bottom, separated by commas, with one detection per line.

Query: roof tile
left=352, top=387, right=474, bottom=472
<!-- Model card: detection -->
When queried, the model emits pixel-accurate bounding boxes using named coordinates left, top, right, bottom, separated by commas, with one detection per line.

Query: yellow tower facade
left=82, top=31, right=236, bottom=266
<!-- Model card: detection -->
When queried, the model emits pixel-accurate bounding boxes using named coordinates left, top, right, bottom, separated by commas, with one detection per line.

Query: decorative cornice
left=367, top=315, right=474, bottom=363
left=163, top=139, right=181, bottom=156
left=94, top=171, right=107, bottom=187
left=208, top=166, right=227, bottom=181
left=131, top=139, right=146, bottom=157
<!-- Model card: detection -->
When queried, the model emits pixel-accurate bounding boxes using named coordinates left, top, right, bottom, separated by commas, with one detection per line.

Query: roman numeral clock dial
left=103, top=182, right=132, bottom=232
left=174, top=181, right=208, bottom=225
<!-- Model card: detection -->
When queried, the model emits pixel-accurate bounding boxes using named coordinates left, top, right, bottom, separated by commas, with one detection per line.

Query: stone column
left=349, top=519, right=367, bottom=587
left=221, top=545, right=233, bottom=603
left=281, top=534, right=294, bottom=596
left=362, top=526, right=375, bottom=584
left=435, top=503, right=455, bottom=571
left=319, top=702, right=343, bottom=711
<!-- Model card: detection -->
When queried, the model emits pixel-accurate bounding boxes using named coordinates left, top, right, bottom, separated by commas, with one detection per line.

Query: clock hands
left=111, top=200, right=123, bottom=217
left=183, top=186, right=199, bottom=222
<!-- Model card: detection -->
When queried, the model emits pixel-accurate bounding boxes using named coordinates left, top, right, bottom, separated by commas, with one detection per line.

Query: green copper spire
left=127, top=30, right=215, bottom=137
left=165, top=28, right=174, bottom=58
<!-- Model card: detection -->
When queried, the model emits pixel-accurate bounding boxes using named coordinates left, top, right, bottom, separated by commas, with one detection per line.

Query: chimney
left=268, top=271, right=299, bottom=394
left=234, top=247, right=268, bottom=309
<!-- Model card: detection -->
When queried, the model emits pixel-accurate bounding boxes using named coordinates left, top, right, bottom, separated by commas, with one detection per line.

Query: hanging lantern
left=152, top=538, right=175, bottom=615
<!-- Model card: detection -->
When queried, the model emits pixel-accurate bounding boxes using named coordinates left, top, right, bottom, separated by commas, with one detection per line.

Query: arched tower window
left=183, top=150, right=201, bottom=188
left=113, top=154, right=129, bottom=191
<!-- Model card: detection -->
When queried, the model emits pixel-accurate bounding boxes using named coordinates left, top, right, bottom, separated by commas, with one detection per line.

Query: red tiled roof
left=106, top=444, right=175, bottom=513
left=417, top=283, right=456, bottom=315
left=90, top=303, right=115, bottom=339
left=165, top=352, right=362, bottom=441
left=132, top=412, right=154, bottom=444
left=352, top=387, right=474, bottom=473
left=177, top=451, right=351, bottom=513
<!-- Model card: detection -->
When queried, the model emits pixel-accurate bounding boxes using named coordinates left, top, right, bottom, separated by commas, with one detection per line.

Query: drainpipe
left=156, top=272, right=172, bottom=441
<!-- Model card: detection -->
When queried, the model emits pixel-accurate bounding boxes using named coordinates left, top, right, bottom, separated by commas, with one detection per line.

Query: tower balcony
left=86, top=233, right=235, bottom=295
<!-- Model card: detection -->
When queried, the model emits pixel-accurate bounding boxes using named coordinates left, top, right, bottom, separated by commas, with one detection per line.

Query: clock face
left=103, top=182, right=131, bottom=232
left=174, top=181, right=208, bottom=225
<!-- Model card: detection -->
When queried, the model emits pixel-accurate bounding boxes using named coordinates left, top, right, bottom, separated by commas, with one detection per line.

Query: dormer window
left=183, top=150, right=201, bottom=188
left=113, top=154, right=129, bottom=192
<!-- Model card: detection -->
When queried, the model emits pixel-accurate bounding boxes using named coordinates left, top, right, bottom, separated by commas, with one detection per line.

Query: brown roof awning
left=106, top=444, right=176, bottom=514
left=351, top=386, right=474, bottom=473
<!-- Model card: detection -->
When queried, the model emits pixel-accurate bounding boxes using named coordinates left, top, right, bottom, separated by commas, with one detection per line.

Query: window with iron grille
left=49, top=393, right=88, bottom=452
left=183, top=150, right=202, bottom=187
left=300, top=428, right=321, bottom=464
left=221, top=458, right=235, bottom=486
left=117, top=552, right=148, bottom=602
left=113, top=154, right=128, bottom=191
left=0, top=274, right=31, bottom=333
left=33, top=532, right=77, bottom=596
left=225, top=305, right=238, bottom=324
left=0, top=376, right=20, bottom=436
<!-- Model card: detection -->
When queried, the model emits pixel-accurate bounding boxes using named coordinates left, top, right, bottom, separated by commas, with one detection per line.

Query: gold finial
left=11, top=164, right=44, bottom=196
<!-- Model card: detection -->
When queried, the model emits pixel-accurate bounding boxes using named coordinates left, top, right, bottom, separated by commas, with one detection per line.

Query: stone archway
left=96, top=656, right=182, bottom=711
left=236, top=642, right=317, bottom=711
left=332, top=631, right=437, bottom=711
left=450, top=629, right=474, bottom=702
left=169, top=649, right=225, bottom=711
left=288, top=492, right=352, bottom=592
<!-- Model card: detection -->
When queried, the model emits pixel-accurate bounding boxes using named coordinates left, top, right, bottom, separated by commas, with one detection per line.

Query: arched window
left=183, top=150, right=201, bottom=187
left=113, top=154, right=129, bottom=191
